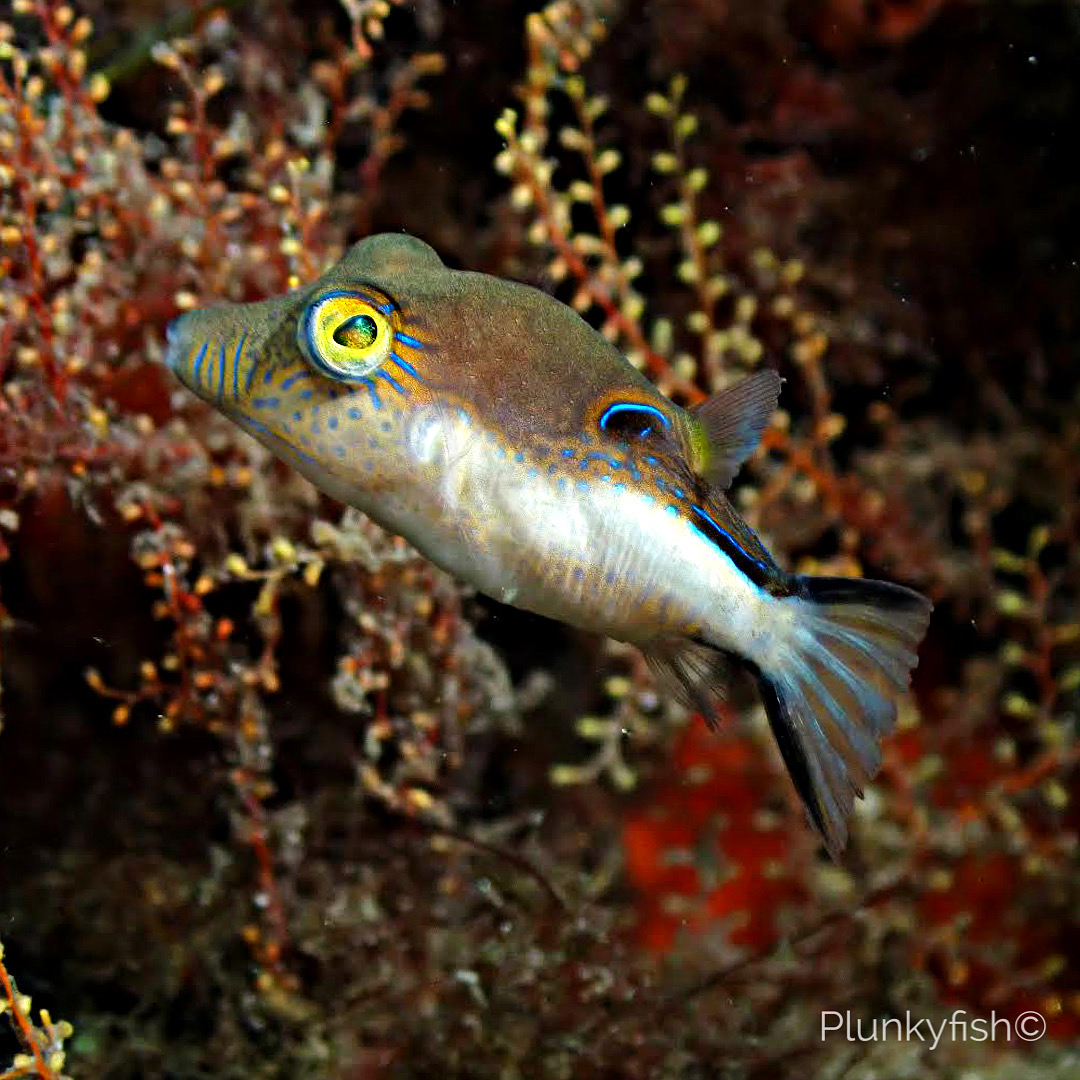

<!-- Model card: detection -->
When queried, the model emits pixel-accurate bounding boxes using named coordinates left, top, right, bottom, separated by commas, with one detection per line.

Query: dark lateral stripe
left=688, top=503, right=772, bottom=588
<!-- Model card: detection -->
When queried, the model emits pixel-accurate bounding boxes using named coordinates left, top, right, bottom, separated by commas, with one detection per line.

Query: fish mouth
left=164, top=313, right=188, bottom=376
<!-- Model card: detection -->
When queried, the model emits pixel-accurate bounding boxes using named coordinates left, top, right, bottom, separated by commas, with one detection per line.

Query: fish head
left=164, top=232, right=685, bottom=507
left=164, top=235, right=464, bottom=494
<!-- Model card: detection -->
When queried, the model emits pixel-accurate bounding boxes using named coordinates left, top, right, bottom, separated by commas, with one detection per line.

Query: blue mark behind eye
left=390, top=351, right=423, bottom=383
left=193, top=343, right=208, bottom=388
left=379, top=370, right=407, bottom=396
left=361, top=377, right=382, bottom=409
left=598, top=402, right=671, bottom=435
left=394, top=333, right=425, bottom=350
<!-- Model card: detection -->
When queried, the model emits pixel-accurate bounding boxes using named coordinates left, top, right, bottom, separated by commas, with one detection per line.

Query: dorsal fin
left=689, top=369, right=782, bottom=489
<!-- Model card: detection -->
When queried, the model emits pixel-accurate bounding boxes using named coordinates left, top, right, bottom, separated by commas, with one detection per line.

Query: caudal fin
left=752, top=576, right=931, bottom=858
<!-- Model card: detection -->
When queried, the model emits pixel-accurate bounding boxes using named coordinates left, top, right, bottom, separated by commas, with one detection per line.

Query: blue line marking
left=280, top=370, right=316, bottom=390
left=361, top=377, right=382, bottom=410
left=379, top=370, right=407, bottom=396
left=394, top=333, right=425, bottom=350
left=377, top=301, right=394, bottom=315
left=328, top=416, right=338, bottom=430
left=252, top=397, right=281, bottom=409
left=218, top=342, right=226, bottom=402
left=263, top=369, right=275, bottom=384
left=390, top=351, right=421, bottom=379
left=645, top=455, right=658, bottom=466
left=232, top=335, right=246, bottom=401
left=667, top=504, right=679, bottom=516
left=293, top=411, right=302, bottom=422
left=244, top=358, right=258, bottom=394
left=598, top=402, right=671, bottom=434
left=193, top=343, right=207, bottom=388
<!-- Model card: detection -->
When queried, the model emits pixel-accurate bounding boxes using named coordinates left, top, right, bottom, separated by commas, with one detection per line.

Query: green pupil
left=333, top=313, right=378, bottom=350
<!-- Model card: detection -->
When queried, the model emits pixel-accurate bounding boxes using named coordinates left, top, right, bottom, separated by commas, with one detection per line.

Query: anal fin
left=641, top=638, right=740, bottom=730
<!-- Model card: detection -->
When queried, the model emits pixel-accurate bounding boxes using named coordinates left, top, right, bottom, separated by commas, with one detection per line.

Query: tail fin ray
left=755, top=575, right=931, bottom=857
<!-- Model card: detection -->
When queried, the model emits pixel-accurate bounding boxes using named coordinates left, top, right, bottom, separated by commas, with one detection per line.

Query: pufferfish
left=165, top=232, right=931, bottom=857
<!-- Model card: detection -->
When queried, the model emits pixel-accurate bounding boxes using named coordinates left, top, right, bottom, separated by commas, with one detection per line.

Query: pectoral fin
left=688, top=369, right=782, bottom=489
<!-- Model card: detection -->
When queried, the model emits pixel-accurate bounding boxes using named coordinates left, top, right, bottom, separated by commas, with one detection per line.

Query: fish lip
left=164, top=316, right=183, bottom=374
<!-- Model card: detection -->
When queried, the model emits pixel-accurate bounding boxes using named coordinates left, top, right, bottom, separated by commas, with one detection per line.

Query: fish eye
left=298, top=291, right=393, bottom=380
left=333, top=313, right=379, bottom=350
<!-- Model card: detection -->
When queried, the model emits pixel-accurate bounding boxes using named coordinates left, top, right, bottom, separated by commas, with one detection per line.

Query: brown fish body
left=166, top=233, right=931, bottom=857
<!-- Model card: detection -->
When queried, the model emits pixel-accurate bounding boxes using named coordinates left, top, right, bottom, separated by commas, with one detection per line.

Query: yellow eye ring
left=298, top=291, right=393, bottom=380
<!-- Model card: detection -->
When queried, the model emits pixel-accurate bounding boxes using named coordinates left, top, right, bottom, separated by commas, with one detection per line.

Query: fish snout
left=163, top=306, right=255, bottom=405
left=164, top=312, right=190, bottom=375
